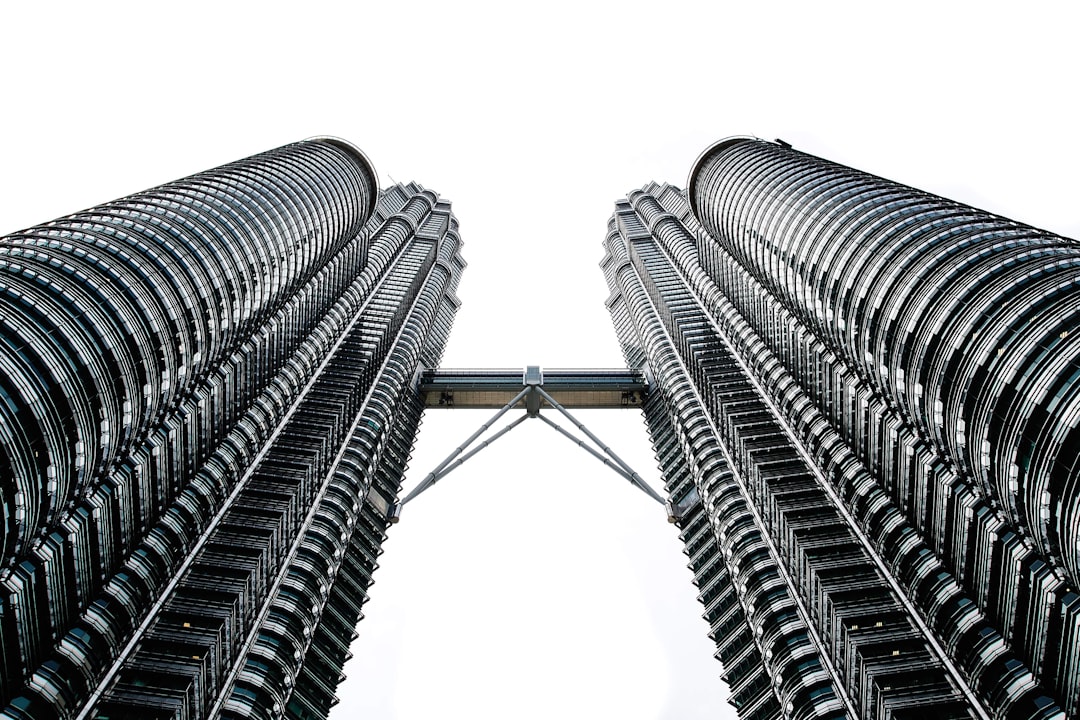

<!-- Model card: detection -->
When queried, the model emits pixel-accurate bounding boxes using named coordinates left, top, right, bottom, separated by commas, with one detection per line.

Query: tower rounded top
left=305, top=136, right=379, bottom=216
left=686, top=135, right=761, bottom=220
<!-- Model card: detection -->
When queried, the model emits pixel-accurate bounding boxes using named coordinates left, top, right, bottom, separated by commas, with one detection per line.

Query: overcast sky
left=2, top=2, right=1078, bottom=718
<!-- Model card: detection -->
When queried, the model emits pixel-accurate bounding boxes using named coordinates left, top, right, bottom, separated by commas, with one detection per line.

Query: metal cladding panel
left=604, top=195, right=850, bottom=719
left=689, top=139, right=1080, bottom=592
left=0, top=138, right=377, bottom=560
left=0, top=139, right=461, bottom=720
left=685, top=140, right=1080, bottom=717
left=604, top=167, right=1077, bottom=718
left=1, top=140, right=383, bottom=711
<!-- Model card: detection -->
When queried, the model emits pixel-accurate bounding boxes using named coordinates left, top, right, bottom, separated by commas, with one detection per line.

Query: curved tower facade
left=0, top=139, right=464, bottom=719
left=4, top=133, right=1078, bottom=720
left=604, top=139, right=1079, bottom=719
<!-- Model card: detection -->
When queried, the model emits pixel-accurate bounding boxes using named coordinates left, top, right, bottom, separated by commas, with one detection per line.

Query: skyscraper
left=3, top=134, right=1079, bottom=720
left=603, top=138, right=1079, bottom=719
left=0, top=138, right=464, bottom=719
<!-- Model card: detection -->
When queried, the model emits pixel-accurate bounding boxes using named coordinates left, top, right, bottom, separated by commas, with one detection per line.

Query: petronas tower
left=2, top=135, right=1078, bottom=719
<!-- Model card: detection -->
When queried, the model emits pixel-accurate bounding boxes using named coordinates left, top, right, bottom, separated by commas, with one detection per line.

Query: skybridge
left=419, top=366, right=647, bottom=412
left=393, top=366, right=686, bottom=522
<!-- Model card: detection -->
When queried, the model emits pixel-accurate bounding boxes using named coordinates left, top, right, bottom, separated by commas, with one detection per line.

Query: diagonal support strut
left=391, top=367, right=666, bottom=522
left=396, top=386, right=531, bottom=511
left=532, top=385, right=665, bottom=505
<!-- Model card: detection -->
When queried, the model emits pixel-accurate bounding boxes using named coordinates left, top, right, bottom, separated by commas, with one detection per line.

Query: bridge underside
left=397, top=367, right=674, bottom=519
left=419, top=367, right=647, bottom=410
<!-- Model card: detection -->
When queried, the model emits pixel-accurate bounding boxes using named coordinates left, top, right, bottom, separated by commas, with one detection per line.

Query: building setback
left=602, top=137, right=1079, bottom=719
left=0, top=139, right=464, bottom=719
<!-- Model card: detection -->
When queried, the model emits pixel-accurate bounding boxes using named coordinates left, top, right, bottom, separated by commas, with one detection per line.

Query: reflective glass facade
left=0, top=139, right=464, bottom=719
left=604, top=139, right=1078, bottom=719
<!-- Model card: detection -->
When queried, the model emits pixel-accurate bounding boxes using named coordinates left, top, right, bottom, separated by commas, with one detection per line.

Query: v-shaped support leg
left=391, top=382, right=670, bottom=522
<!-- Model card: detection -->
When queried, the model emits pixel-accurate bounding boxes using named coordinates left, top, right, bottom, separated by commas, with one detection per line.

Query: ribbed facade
left=603, top=139, right=1079, bottom=719
left=0, top=140, right=464, bottom=719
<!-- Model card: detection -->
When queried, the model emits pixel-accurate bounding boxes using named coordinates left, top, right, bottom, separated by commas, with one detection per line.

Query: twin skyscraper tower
left=0, top=137, right=1077, bottom=719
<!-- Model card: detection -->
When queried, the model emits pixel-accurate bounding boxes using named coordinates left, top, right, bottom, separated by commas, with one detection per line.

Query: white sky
left=1, top=2, right=1078, bottom=718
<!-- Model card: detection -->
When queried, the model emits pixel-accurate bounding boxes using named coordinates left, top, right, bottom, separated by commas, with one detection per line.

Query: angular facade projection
left=0, top=139, right=464, bottom=719
left=603, top=137, right=1079, bottom=719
